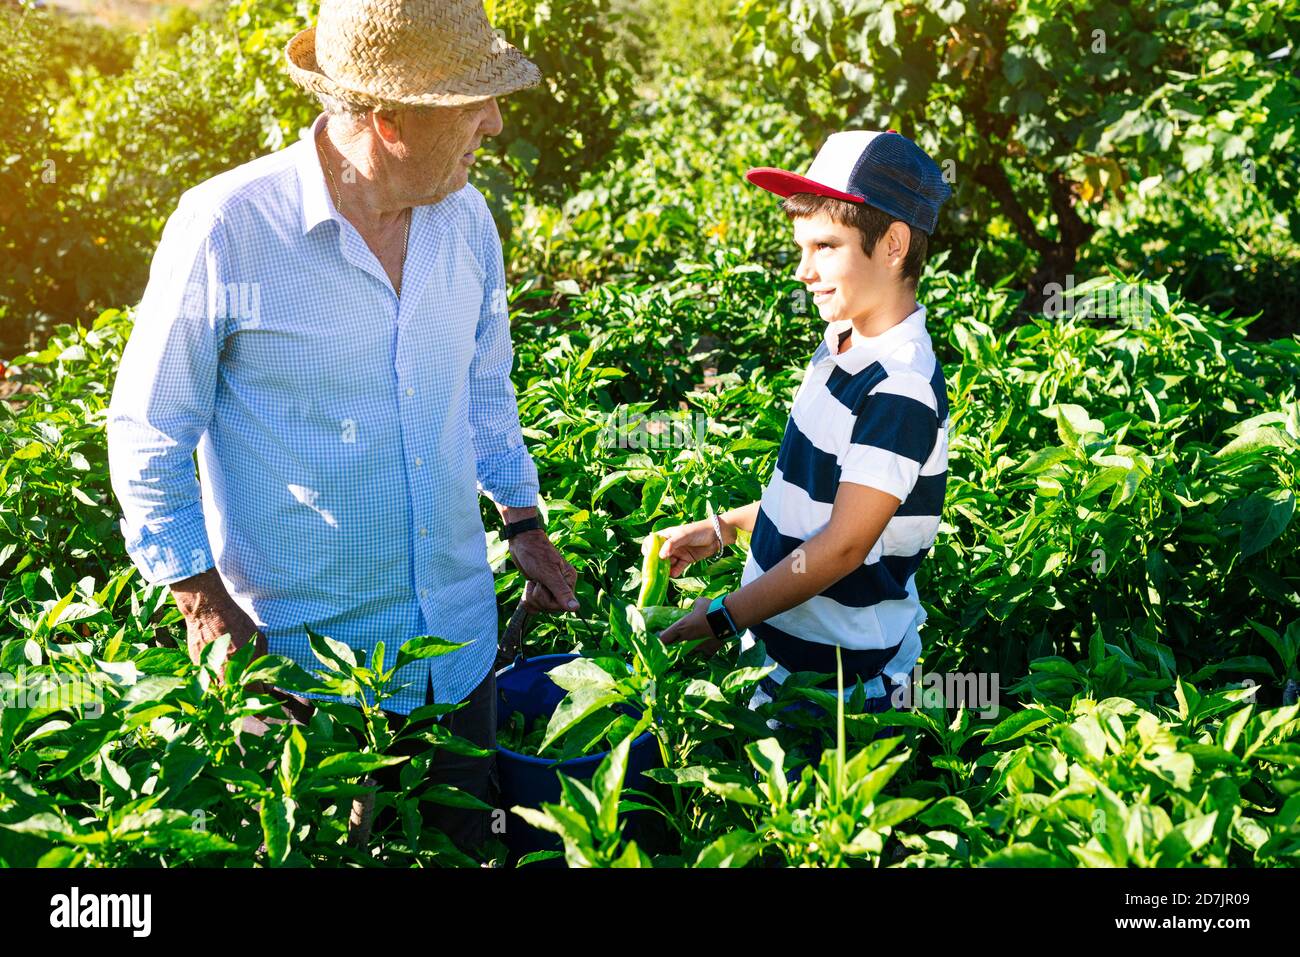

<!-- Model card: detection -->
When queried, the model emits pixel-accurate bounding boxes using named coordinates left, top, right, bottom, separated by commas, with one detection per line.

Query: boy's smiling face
left=791, top=211, right=911, bottom=328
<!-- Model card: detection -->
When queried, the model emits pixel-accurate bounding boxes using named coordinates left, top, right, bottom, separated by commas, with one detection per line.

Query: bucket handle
left=497, top=596, right=534, bottom=670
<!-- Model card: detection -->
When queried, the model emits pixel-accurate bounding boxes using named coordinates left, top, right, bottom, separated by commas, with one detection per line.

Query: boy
left=658, top=130, right=952, bottom=715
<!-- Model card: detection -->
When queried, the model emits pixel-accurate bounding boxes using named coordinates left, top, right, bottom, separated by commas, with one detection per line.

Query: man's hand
left=170, top=567, right=267, bottom=684
left=509, top=529, right=580, bottom=614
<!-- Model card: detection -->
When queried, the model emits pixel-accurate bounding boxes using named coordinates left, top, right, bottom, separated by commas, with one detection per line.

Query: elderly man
left=105, top=0, right=576, bottom=855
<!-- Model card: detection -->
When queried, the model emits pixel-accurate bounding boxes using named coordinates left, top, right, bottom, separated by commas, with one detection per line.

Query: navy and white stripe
left=738, top=306, right=948, bottom=701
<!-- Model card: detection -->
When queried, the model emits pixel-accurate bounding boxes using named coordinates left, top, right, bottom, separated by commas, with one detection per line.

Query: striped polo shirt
left=738, top=304, right=949, bottom=700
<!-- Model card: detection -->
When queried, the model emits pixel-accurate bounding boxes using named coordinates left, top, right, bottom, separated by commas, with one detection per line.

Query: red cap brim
left=744, top=167, right=864, bottom=204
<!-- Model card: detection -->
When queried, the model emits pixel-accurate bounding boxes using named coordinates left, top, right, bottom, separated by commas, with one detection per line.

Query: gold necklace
left=317, top=136, right=411, bottom=297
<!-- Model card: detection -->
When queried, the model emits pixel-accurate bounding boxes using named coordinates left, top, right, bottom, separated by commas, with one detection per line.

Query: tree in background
left=483, top=0, right=636, bottom=211
left=734, top=0, right=1300, bottom=308
left=0, top=4, right=136, bottom=354
left=2, top=0, right=638, bottom=351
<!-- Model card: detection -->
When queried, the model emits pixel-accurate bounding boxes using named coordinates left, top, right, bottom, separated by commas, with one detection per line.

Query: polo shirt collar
left=296, top=112, right=338, bottom=236
left=820, top=304, right=930, bottom=374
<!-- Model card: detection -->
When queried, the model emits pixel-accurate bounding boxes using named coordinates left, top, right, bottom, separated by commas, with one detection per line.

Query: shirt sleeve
left=106, top=201, right=230, bottom=585
left=838, top=370, right=940, bottom=502
left=466, top=196, right=540, bottom=509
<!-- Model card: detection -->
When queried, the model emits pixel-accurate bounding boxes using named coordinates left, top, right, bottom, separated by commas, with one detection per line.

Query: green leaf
left=546, top=657, right=622, bottom=693
left=639, top=606, right=691, bottom=634
left=418, top=784, right=494, bottom=811
left=260, top=796, right=295, bottom=866
left=1174, top=676, right=1201, bottom=721
left=516, top=849, right=564, bottom=866
left=204, top=633, right=232, bottom=675
left=700, top=768, right=764, bottom=806
left=394, top=634, right=468, bottom=671
left=983, top=708, right=1057, bottom=747
left=156, top=744, right=207, bottom=797
left=918, top=796, right=974, bottom=828
left=1216, top=426, right=1293, bottom=457
left=1067, top=844, right=1118, bottom=868
left=982, top=843, right=1066, bottom=867
left=1217, top=704, right=1254, bottom=753
left=280, top=727, right=306, bottom=793
left=1253, top=744, right=1300, bottom=767
left=1046, top=404, right=1104, bottom=445
left=48, top=717, right=122, bottom=780
left=610, top=840, right=650, bottom=868
left=1016, top=446, right=1073, bottom=474
left=1182, top=743, right=1243, bottom=769
left=421, top=723, right=494, bottom=758
left=721, top=664, right=776, bottom=695
left=403, top=701, right=466, bottom=724
left=1246, top=619, right=1298, bottom=673
left=591, top=470, right=630, bottom=505
left=694, top=830, right=762, bottom=868
left=305, top=626, right=358, bottom=674
left=1079, top=465, right=1129, bottom=500
left=511, top=805, right=565, bottom=837
left=1059, top=715, right=1107, bottom=762
left=869, top=797, right=930, bottom=829
left=540, top=687, right=624, bottom=753
left=593, top=734, right=633, bottom=837
left=1239, top=490, right=1295, bottom=557
left=1154, top=811, right=1218, bottom=866
left=313, top=752, right=408, bottom=778
left=746, top=737, right=788, bottom=807
left=843, top=755, right=905, bottom=808
left=241, top=656, right=319, bottom=692
left=556, top=773, right=603, bottom=833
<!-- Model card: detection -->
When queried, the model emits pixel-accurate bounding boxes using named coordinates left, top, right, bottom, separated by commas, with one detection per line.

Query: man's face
left=379, top=98, right=504, bottom=205
left=791, top=211, right=903, bottom=324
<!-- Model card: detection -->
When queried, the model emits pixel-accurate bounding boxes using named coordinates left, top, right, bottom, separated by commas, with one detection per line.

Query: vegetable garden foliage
left=2, top=0, right=1298, bottom=868
left=3, top=248, right=1297, bottom=865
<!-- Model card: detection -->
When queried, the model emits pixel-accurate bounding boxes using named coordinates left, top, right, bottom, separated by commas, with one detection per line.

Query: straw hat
left=285, top=0, right=542, bottom=110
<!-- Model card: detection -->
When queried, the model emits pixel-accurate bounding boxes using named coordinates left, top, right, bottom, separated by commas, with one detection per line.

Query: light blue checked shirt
left=106, top=113, right=539, bottom=715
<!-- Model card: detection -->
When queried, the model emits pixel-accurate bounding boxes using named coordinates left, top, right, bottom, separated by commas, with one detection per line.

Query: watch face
left=707, top=603, right=734, bottom=639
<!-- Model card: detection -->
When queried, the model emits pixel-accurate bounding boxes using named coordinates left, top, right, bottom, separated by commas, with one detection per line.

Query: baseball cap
left=746, top=130, right=952, bottom=234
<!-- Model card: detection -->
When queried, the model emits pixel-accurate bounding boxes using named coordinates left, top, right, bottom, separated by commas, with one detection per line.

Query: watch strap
left=501, top=516, right=543, bottom=540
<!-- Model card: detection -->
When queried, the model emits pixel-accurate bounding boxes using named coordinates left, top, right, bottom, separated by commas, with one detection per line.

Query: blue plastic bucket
left=495, top=653, right=659, bottom=862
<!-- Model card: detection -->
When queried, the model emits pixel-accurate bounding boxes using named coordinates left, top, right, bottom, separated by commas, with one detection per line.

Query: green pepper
left=636, top=531, right=669, bottom=608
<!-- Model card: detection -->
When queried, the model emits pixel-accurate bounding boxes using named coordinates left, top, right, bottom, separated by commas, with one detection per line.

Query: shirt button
left=420, top=588, right=428, bottom=598
left=414, top=457, right=423, bottom=466
left=419, top=527, right=428, bottom=536
left=406, top=387, right=415, bottom=397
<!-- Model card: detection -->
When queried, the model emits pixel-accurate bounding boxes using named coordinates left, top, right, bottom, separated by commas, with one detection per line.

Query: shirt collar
left=820, top=304, right=930, bottom=374
left=297, top=112, right=338, bottom=236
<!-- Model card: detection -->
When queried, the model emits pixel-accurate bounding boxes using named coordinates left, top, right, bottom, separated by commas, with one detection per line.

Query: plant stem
left=835, top=645, right=846, bottom=802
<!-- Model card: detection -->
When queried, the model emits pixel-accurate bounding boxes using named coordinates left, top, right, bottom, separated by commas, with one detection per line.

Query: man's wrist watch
left=705, top=594, right=740, bottom=641
left=501, top=515, right=543, bottom=540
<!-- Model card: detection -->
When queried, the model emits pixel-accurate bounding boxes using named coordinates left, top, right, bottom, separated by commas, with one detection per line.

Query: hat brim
left=284, top=26, right=542, bottom=109
left=744, top=167, right=865, bottom=205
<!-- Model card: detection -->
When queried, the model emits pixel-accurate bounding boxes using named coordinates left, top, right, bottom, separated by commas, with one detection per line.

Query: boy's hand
left=658, top=519, right=731, bottom=578
left=659, top=596, right=722, bottom=655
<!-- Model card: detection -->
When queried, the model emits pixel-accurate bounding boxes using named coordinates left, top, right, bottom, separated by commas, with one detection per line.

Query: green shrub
left=482, top=0, right=637, bottom=210
left=732, top=0, right=1300, bottom=303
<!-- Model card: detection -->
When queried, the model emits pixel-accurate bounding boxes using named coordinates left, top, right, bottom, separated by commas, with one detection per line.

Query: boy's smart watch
left=706, top=595, right=740, bottom=641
